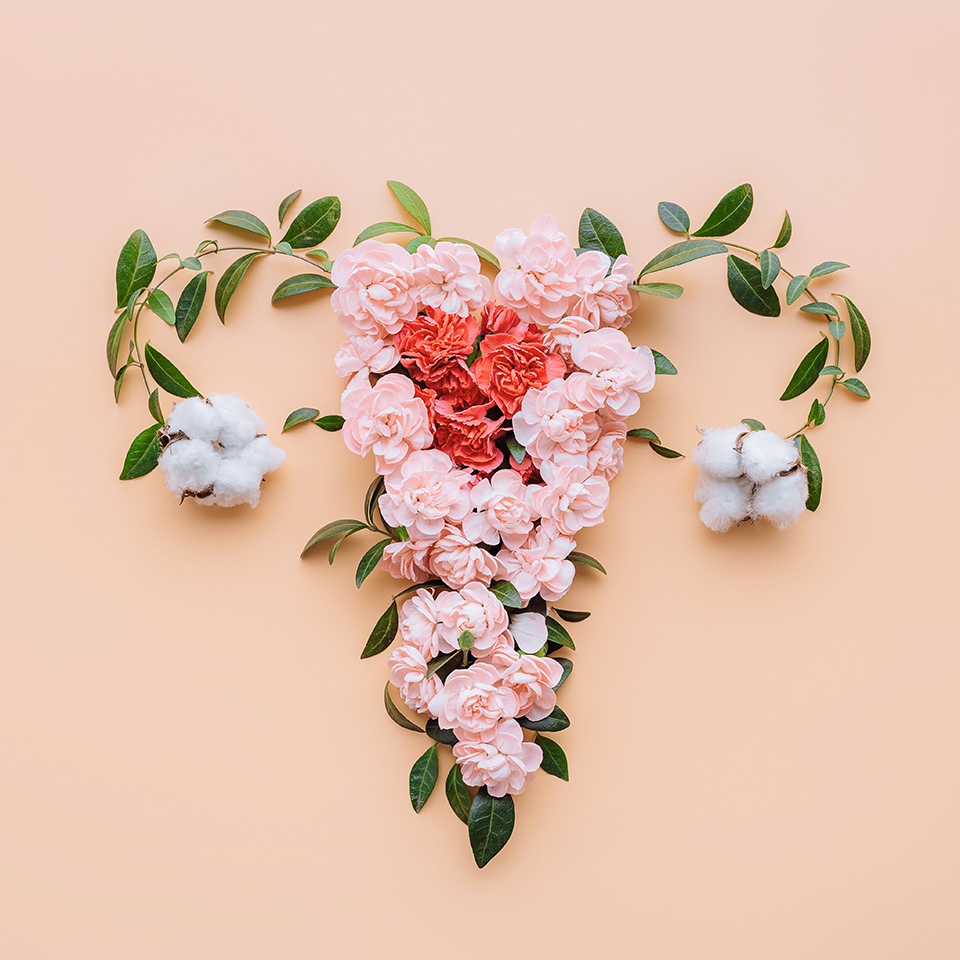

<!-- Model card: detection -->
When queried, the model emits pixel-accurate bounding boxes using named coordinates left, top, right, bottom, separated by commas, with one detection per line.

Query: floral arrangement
left=107, top=181, right=873, bottom=866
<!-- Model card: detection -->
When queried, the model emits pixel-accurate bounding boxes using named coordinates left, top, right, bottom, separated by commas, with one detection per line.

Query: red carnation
left=431, top=400, right=504, bottom=473
left=473, top=326, right=566, bottom=416
left=395, top=307, right=479, bottom=382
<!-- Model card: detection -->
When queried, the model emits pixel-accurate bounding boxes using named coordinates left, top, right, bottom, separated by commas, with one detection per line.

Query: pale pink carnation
left=435, top=583, right=509, bottom=657
left=334, top=334, right=400, bottom=383
left=398, top=589, right=444, bottom=660
left=567, top=330, right=656, bottom=418
left=387, top=644, right=443, bottom=714
left=480, top=635, right=521, bottom=669
left=341, top=374, right=432, bottom=474
left=533, top=459, right=610, bottom=536
left=412, top=241, right=491, bottom=317
left=495, top=525, right=576, bottom=602
left=512, top=379, right=602, bottom=464
left=428, top=663, right=520, bottom=739
left=508, top=612, right=548, bottom=655
left=570, top=252, right=638, bottom=329
left=494, top=215, right=579, bottom=325
left=428, top=523, right=500, bottom=589
left=461, top=469, right=538, bottom=549
left=499, top=654, right=564, bottom=721
left=380, top=538, right=433, bottom=584
left=331, top=240, right=419, bottom=337
left=542, top=313, right=598, bottom=362
left=453, top=718, right=543, bottom=797
left=585, top=418, right=627, bottom=482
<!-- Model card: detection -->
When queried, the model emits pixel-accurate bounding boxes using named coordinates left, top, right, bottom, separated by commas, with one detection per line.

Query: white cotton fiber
left=209, top=393, right=265, bottom=448
left=695, top=475, right=753, bottom=533
left=159, top=438, right=220, bottom=496
left=692, top=424, right=750, bottom=479
left=209, top=458, right=265, bottom=508
left=238, top=435, right=287, bottom=475
left=753, top=471, right=808, bottom=530
left=739, top=429, right=800, bottom=483
left=166, top=396, right=222, bottom=443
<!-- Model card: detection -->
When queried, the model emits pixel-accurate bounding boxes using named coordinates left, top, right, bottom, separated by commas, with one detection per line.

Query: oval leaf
left=148, top=388, right=164, bottom=424
left=361, top=601, right=399, bottom=659
left=468, top=788, right=515, bottom=868
left=795, top=434, right=822, bottom=512
left=727, top=254, right=781, bottom=317
left=445, top=762, right=472, bottom=824
left=835, top=294, right=871, bottom=372
left=300, top=519, right=368, bottom=556
left=809, top=260, right=849, bottom=278
left=205, top=209, right=271, bottom=242
left=144, top=343, right=201, bottom=398
left=828, top=320, right=847, bottom=340
left=553, top=657, right=573, bottom=691
left=175, top=271, right=208, bottom=343
left=578, top=208, right=627, bottom=259
left=741, top=418, right=766, bottom=431
left=649, top=442, right=685, bottom=459
left=434, top=237, right=500, bottom=270
left=181, top=257, right=202, bottom=271
left=147, top=289, right=176, bottom=325
left=278, top=189, right=301, bottom=227
left=409, top=744, right=439, bottom=813
left=639, top=239, right=727, bottom=277
left=779, top=338, right=830, bottom=401
left=386, top=181, right=431, bottom=235
left=545, top=616, right=575, bottom=650
left=119, top=425, right=161, bottom=480
left=627, top=427, right=660, bottom=442
left=517, top=705, right=570, bottom=732
left=657, top=201, right=690, bottom=235
left=356, top=539, right=390, bottom=588
left=693, top=184, right=754, bottom=237
left=535, top=734, right=569, bottom=781
left=115, top=230, right=156, bottom=309
left=354, top=220, right=423, bottom=245
left=282, top=407, right=320, bottom=432
left=552, top=608, right=590, bottom=623
left=489, top=581, right=522, bottom=609
left=215, top=252, right=262, bottom=323
left=384, top=682, right=424, bottom=732
left=426, top=718, right=458, bottom=745
left=568, top=552, right=606, bottom=574
left=759, top=249, right=781, bottom=289
left=808, top=398, right=826, bottom=426
left=651, top=349, right=678, bottom=375
left=315, top=415, right=345, bottom=431
left=839, top=377, right=870, bottom=398
left=280, top=196, right=341, bottom=249
left=632, top=282, right=683, bottom=299
left=272, top=274, right=336, bottom=302
left=799, top=301, right=839, bottom=317
left=786, top=274, right=810, bottom=305
left=773, top=210, right=792, bottom=248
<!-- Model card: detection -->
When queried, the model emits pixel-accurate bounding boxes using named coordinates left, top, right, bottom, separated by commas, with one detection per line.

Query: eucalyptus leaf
left=175, top=271, right=209, bottom=342
left=361, top=601, right=399, bottom=659
left=650, top=443, right=685, bottom=459
left=271, top=274, right=336, bottom=302
left=489, top=581, right=522, bottom=608
left=468, top=788, right=515, bottom=868
left=384, top=682, right=424, bottom=732
left=409, top=744, right=439, bottom=813
left=119, top=425, right=161, bottom=480
left=759, top=249, right=781, bottom=289
left=839, top=377, right=870, bottom=398
left=795, top=434, right=822, bottom=511
left=786, top=274, right=810, bottom=305
left=115, top=229, right=156, bottom=308
left=578, top=208, right=627, bottom=259
left=535, top=735, right=569, bottom=781
left=799, top=301, right=839, bottom=317
left=809, top=260, right=849, bottom=278
left=692, top=183, right=754, bottom=237
left=356, top=539, right=390, bottom=588
left=553, top=608, right=590, bottom=622
left=638, top=239, right=727, bottom=277
left=434, top=237, right=500, bottom=270
left=835, top=294, right=871, bottom=371
left=658, top=201, right=690, bottom=234
left=315, top=415, right=345, bottom=431
left=651, top=349, right=678, bottom=375
left=280, top=196, right=341, bottom=248
left=144, top=343, right=201, bottom=398
left=215, top=252, right=261, bottom=322
left=780, top=338, right=830, bottom=401
left=741, top=419, right=765, bottom=431
left=517, top=705, right=570, bottom=732
left=278, top=189, right=301, bottom=227
left=148, top=388, right=164, bottom=424
left=386, top=180, right=431, bottom=235
left=354, top=221, right=423, bottom=245
left=773, top=210, right=792, bottom=248
left=205, top=209, right=271, bottom=242
left=632, top=282, right=683, bottom=299
left=727, top=254, right=781, bottom=317
left=282, top=407, right=321, bottom=432
left=300, top=519, right=368, bottom=556
left=426, top=718, right=458, bottom=745
left=828, top=320, right=847, bottom=340
left=445, top=762, right=472, bottom=824
left=545, top=616, right=575, bottom=650
left=147, top=289, right=176, bottom=325
left=568, top=552, right=606, bottom=574
left=627, top=428, right=660, bottom=442
left=553, top=657, right=573, bottom=691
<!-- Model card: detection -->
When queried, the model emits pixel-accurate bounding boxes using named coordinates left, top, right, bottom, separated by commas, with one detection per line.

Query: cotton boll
left=211, top=458, right=265, bottom=508
left=209, top=393, right=266, bottom=449
left=692, top=424, right=750, bottom=479
left=239, top=435, right=286, bottom=476
left=166, top=397, right=222, bottom=443
left=753, top=471, right=808, bottom=530
left=159, top=438, right=220, bottom=497
left=696, top=475, right=753, bottom=533
left=739, top=429, right=800, bottom=483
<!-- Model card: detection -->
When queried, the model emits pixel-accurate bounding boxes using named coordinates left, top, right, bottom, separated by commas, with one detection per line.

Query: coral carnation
left=473, top=326, right=566, bottom=417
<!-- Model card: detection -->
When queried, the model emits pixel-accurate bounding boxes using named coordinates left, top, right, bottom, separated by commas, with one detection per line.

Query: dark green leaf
left=361, top=601, right=399, bottom=659
left=759, top=249, right=781, bottom=289
left=113, top=363, right=129, bottom=403
left=468, top=788, right=515, bottom=868
left=434, top=237, right=500, bottom=270
left=553, top=657, right=573, bottom=690
left=657, top=201, right=690, bottom=234
left=328, top=532, right=352, bottom=565
left=214, top=252, right=261, bottom=323
left=799, top=301, right=839, bottom=317
left=505, top=436, right=526, bottom=465
left=409, top=744, right=439, bottom=813
left=280, top=196, right=341, bottom=249
left=356, top=539, right=390, bottom=588
left=384, top=682, right=424, bottom=732
left=148, top=388, right=164, bottom=424
left=639, top=239, right=727, bottom=277
left=553, top=608, right=590, bottom=622
left=632, top=282, right=683, bottom=299
left=726, top=254, right=781, bottom=317
left=282, top=407, right=321, bottom=432
left=835, top=294, right=871, bottom=371
left=839, top=377, right=870, bottom=398
left=364, top=476, right=385, bottom=528
left=773, top=210, right=792, bottom=248
left=489, top=581, right=522, bottom=609
left=627, top=428, right=660, bottom=442
left=809, top=260, right=849, bottom=278
left=786, top=274, right=810, bottom=304
left=426, top=718, right=458, bottom=745
left=578, top=208, right=627, bottom=259
left=808, top=398, right=826, bottom=426
left=650, top=443, right=685, bottom=459
left=147, top=289, right=176, bottom=325
left=517, top=705, right=570, bottom=732
left=181, top=257, right=202, bottom=271
left=535, top=734, right=569, bottom=780
left=425, top=651, right=460, bottom=680
left=205, top=209, right=271, bottom=242
left=106, top=310, right=129, bottom=378
left=278, top=189, right=301, bottom=227
left=568, top=552, right=606, bottom=574
left=820, top=366, right=843, bottom=377
left=315, top=415, right=345, bottom=431
left=144, top=343, right=201, bottom=398
left=828, top=320, right=846, bottom=340
left=354, top=220, right=423, bottom=245
left=115, top=229, right=156, bottom=308
left=780, top=338, right=830, bottom=401
left=271, top=273, right=336, bottom=302
left=651, top=349, right=678, bottom=375
left=545, top=616, right=575, bottom=650
left=119, top=424, right=161, bottom=480
left=445, top=762, right=472, bottom=824
left=386, top=180, right=431, bottom=235
left=174, top=271, right=208, bottom=342
left=693, top=183, right=754, bottom=237
left=741, top=419, right=766, bottom=431
left=795, top=434, right=822, bottom=511
left=406, top=236, right=436, bottom=253
left=300, top=519, right=368, bottom=556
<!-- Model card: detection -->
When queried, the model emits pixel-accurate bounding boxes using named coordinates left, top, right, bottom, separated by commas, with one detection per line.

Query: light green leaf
left=773, top=210, right=792, bottom=248
left=205, top=209, right=271, bottom=242
left=651, top=349, right=678, bottom=375
left=742, top=418, right=765, bottom=431
left=828, top=320, right=846, bottom=340
left=175, top=271, right=209, bottom=342
left=468, top=789, right=515, bottom=868
left=535, top=734, right=569, bottom=781
left=356, top=539, right=390, bottom=588
left=115, top=230, right=156, bottom=309
left=354, top=220, right=423, bottom=245
left=759, top=249, right=781, bottom=289
left=780, top=338, right=830, bottom=401
left=274, top=241, right=293, bottom=256
left=144, top=343, right=201, bottom=398
left=119, top=425, right=161, bottom=480
left=300, top=519, right=368, bottom=556
left=692, top=183, right=754, bottom=237
left=278, top=189, right=301, bottom=227
left=409, top=744, right=439, bottom=813
left=280, top=196, right=341, bottom=249
left=820, top=366, right=843, bottom=377
left=809, top=260, right=849, bottom=278
left=658, top=201, right=690, bottom=235
left=631, top=282, right=683, bottom=299
left=727, top=254, right=781, bottom=317
left=384, top=682, right=424, bottom=732
left=435, top=237, right=500, bottom=270
left=282, top=407, right=321, bottom=432
left=795, top=434, right=822, bottom=511
left=361, top=601, right=399, bottom=659
left=194, top=240, right=217, bottom=255
left=147, top=289, right=176, bottom=325
left=578, top=208, right=627, bottom=259
left=835, top=294, right=871, bottom=372
left=505, top=436, right=526, bottom=465
left=839, top=377, right=870, bottom=398
left=215, top=252, right=262, bottom=323
left=799, top=301, right=839, bottom=317
left=639, top=239, right=727, bottom=277
left=386, top=180, right=431, bottom=235
left=445, top=762, right=472, bottom=824
left=406, top=236, right=436, bottom=253
left=181, top=257, right=202, bottom=271
left=786, top=274, right=810, bottom=305
left=271, top=274, right=336, bottom=302
left=568, top=552, right=606, bottom=574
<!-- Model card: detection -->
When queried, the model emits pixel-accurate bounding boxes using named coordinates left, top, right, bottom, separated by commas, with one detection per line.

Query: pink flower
left=412, top=241, right=491, bottom=317
left=435, top=584, right=509, bottom=657
left=331, top=240, right=419, bottom=337
left=334, top=334, right=400, bottom=383
left=428, top=523, right=500, bottom=589
left=387, top=644, right=443, bottom=714
left=430, top=400, right=504, bottom=473
left=462, top=469, right=538, bottom=548
left=380, top=538, right=434, bottom=584
left=570, top=252, right=638, bottom=329
left=398, top=589, right=444, bottom=659
left=494, top=215, right=579, bottom=325
left=585, top=418, right=627, bottom=482
left=428, top=662, right=520, bottom=739
left=453, top=719, right=543, bottom=797
left=512, top=379, right=602, bottom=464
left=542, top=313, right=597, bottom=362
left=495, top=524, right=576, bottom=602
left=394, top=307, right=479, bottom=381
left=378, top=449, right=471, bottom=540
left=567, top=330, right=656, bottom=418
left=533, top=459, right=610, bottom=535
left=508, top=612, right=547, bottom=654
left=499, top=654, right=564, bottom=721
left=341, top=374, right=432, bottom=474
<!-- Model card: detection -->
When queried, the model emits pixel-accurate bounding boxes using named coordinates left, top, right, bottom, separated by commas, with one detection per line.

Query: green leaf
left=795, top=434, right=822, bottom=511
left=505, top=436, right=526, bottom=465
left=759, top=249, right=781, bottom=289
left=569, top=552, right=606, bottom=574
left=115, top=230, right=156, bottom=309
left=113, top=363, right=129, bottom=403
left=305, top=247, right=330, bottom=261
left=271, top=273, right=336, bottom=302
left=300, top=519, right=368, bottom=556
left=820, top=366, right=844, bottom=377
left=835, top=294, right=871, bottom=372
left=536, top=734, right=569, bottom=781
left=328, top=531, right=354, bottom=565
left=517, top=705, right=570, bottom=732
left=174, top=271, right=209, bottom=342
left=578, top=208, right=627, bottom=259
left=426, top=718, right=458, bottom=745
left=354, top=220, right=423, bottom=245
left=193, top=240, right=217, bottom=255
left=489, top=581, right=522, bottom=609
left=274, top=241, right=293, bottom=256
left=384, top=682, right=424, bottom=732
left=144, top=343, right=201, bottom=398
left=649, top=443, right=685, bottom=459
left=638, top=239, right=727, bottom=277
left=158, top=252, right=181, bottom=263
left=148, top=388, right=164, bottom=424
left=280, top=196, right=341, bottom=249
left=651, top=349, right=678, bottom=375
left=828, top=320, right=846, bottom=340
left=434, top=237, right=500, bottom=270
left=657, top=201, right=690, bottom=235
left=553, top=608, right=590, bottom=622
left=553, top=657, right=573, bottom=690
left=692, top=183, right=754, bottom=237
left=425, top=651, right=460, bottom=680
left=445, top=762, right=472, bottom=824
left=119, top=425, right=161, bottom=480
left=627, top=427, right=660, bottom=442
left=315, top=415, right=345, bottom=431
left=545, top=616, right=575, bottom=650
left=205, top=209, right=271, bottom=242
left=809, top=260, right=849, bottom=278
left=409, top=744, right=439, bottom=813
left=741, top=418, right=766, bottom=431
left=468, top=788, right=515, bottom=868
left=780, top=338, right=830, bottom=401
left=364, top=476, right=385, bottom=528
left=386, top=180, right=431, bottom=235
left=773, top=210, right=792, bottom=248
left=278, top=189, right=301, bottom=227
left=215, top=252, right=262, bottom=323
left=282, top=407, right=321, bottom=432
left=356, top=539, right=390, bottom=588
left=786, top=274, right=810, bottom=305
left=839, top=377, right=870, bottom=398
left=799, top=301, right=839, bottom=317
left=181, top=257, right=202, bottom=271
left=106, top=310, right=129, bottom=378
left=808, top=398, right=826, bottom=426
left=727, top=254, right=781, bottom=317
left=406, top=236, right=435, bottom=253
left=361, top=601, right=399, bottom=659
left=632, top=282, right=683, bottom=299
left=147, top=289, right=176, bottom=325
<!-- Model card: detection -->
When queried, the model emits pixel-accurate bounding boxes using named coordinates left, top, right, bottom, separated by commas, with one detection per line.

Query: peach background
left=2, top=0, right=958, bottom=957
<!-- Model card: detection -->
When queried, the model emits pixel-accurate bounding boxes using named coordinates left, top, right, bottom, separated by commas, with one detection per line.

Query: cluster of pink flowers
left=331, top=217, right=656, bottom=798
